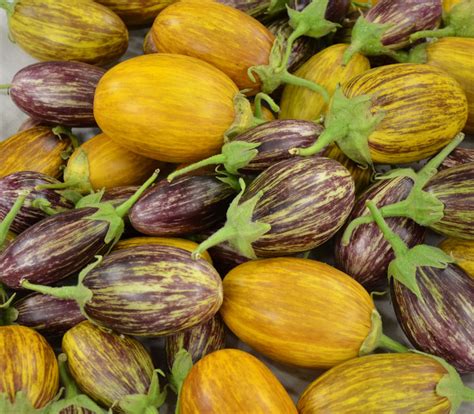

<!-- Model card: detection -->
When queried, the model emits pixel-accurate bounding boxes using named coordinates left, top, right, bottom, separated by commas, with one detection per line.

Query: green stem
left=58, top=354, right=80, bottom=399
left=410, top=25, right=455, bottom=41
left=31, top=198, right=67, bottom=216
left=385, top=49, right=410, bottom=63
left=280, top=24, right=308, bottom=71
left=290, top=124, right=343, bottom=156
left=462, top=386, right=474, bottom=401
left=21, top=281, right=91, bottom=308
left=0, top=0, right=14, bottom=14
left=0, top=191, right=29, bottom=248
left=342, top=43, right=361, bottom=66
left=192, top=226, right=238, bottom=260
left=378, top=333, right=408, bottom=353
left=0, top=84, right=11, bottom=95
left=342, top=215, right=375, bottom=245
left=0, top=305, right=18, bottom=325
left=52, top=126, right=80, bottom=149
left=0, top=284, right=7, bottom=304
left=253, top=92, right=280, bottom=120
left=281, top=71, right=329, bottom=102
left=36, top=179, right=82, bottom=191
left=167, top=155, right=225, bottom=182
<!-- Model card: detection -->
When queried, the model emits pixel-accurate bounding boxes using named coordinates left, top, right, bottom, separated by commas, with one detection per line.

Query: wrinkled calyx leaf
left=169, top=348, right=193, bottom=414
left=0, top=190, right=29, bottom=248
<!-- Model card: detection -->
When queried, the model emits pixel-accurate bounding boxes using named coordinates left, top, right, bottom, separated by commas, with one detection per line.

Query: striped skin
left=143, top=30, right=157, bottom=54
left=439, top=147, right=474, bottom=170
left=95, top=0, right=174, bottom=26
left=297, top=353, right=450, bottom=413
left=62, top=321, right=154, bottom=411
left=130, top=175, right=234, bottom=236
left=115, top=236, right=213, bottom=264
left=392, top=264, right=474, bottom=373
left=289, top=0, right=351, bottom=22
left=439, top=238, right=474, bottom=276
left=0, top=171, right=73, bottom=234
left=82, top=245, right=223, bottom=336
left=151, top=2, right=274, bottom=93
left=443, top=0, right=462, bottom=12
left=220, top=258, right=375, bottom=368
left=10, top=0, right=128, bottom=66
left=180, top=349, right=297, bottom=414
left=165, top=315, right=226, bottom=369
left=244, top=157, right=355, bottom=256
left=217, top=0, right=271, bottom=18
left=0, top=208, right=109, bottom=289
left=425, top=161, right=474, bottom=239
left=66, top=133, right=161, bottom=191
left=0, top=127, right=72, bottom=179
left=335, top=176, right=425, bottom=292
left=342, top=63, right=468, bottom=164
left=0, top=232, right=16, bottom=253
left=17, top=118, right=45, bottom=132
left=422, top=37, right=474, bottom=134
left=279, top=44, right=370, bottom=121
left=94, top=54, right=238, bottom=163
left=10, top=62, right=105, bottom=127
left=101, top=186, right=138, bottom=206
left=0, top=326, right=59, bottom=409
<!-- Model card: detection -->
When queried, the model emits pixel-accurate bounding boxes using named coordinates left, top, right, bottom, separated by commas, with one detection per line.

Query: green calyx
left=290, top=88, right=385, bottom=167
left=407, top=42, right=429, bottom=64
left=31, top=198, right=69, bottom=216
left=253, top=92, right=280, bottom=123
left=169, top=348, right=193, bottom=414
left=0, top=391, right=49, bottom=414
left=267, top=0, right=290, bottom=15
left=193, top=178, right=271, bottom=260
left=224, top=93, right=256, bottom=140
left=0, top=0, right=14, bottom=17
left=0, top=190, right=29, bottom=249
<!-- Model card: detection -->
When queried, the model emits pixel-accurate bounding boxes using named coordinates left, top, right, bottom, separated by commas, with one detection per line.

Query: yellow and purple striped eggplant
left=143, top=30, right=158, bottom=54
left=297, top=353, right=474, bottom=413
left=3, top=0, right=129, bottom=65
left=439, top=238, right=474, bottom=276
left=217, top=0, right=271, bottom=18
left=8, top=62, right=105, bottom=127
left=289, top=0, right=350, bottom=23
left=17, top=118, right=45, bottom=132
left=166, top=315, right=226, bottom=369
left=0, top=171, right=74, bottom=234
left=335, top=176, right=425, bottom=291
left=439, top=147, right=474, bottom=170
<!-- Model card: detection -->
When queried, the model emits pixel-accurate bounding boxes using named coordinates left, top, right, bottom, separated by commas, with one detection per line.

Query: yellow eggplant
left=95, top=0, right=174, bottom=26
left=180, top=349, right=297, bottom=414
left=279, top=44, right=370, bottom=120
left=143, top=30, right=158, bottom=54
left=0, top=326, right=59, bottom=409
left=439, top=238, right=474, bottom=277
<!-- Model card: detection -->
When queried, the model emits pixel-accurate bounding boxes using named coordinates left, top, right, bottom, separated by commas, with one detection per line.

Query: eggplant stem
left=58, top=354, right=80, bottom=399
left=462, top=386, right=474, bottom=401
left=0, top=84, right=11, bottom=95
left=290, top=124, right=343, bottom=156
left=36, top=179, right=82, bottom=191
left=192, top=226, right=238, bottom=260
left=281, top=71, right=329, bottom=102
left=279, top=24, right=308, bottom=71
left=167, top=155, right=225, bottom=182
left=342, top=215, right=375, bottom=245
left=410, top=26, right=455, bottom=41
left=0, top=191, right=29, bottom=248
left=378, top=333, right=408, bottom=353
left=253, top=92, right=280, bottom=120
left=342, top=44, right=359, bottom=66
left=52, top=126, right=80, bottom=149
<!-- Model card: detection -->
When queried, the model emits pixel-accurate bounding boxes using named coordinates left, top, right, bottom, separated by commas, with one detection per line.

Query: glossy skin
left=297, top=353, right=450, bottom=413
left=180, top=349, right=297, bottom=414
left=95, top=0, right=174, bottom=26
left=151, top=1, right=274, bottom=92
left=221, top=258, right=375, bottom=368
left=94, top=54, right=238, bottom=163
left=439, top=238, right=474, bottom=276
left=0, top=326, right=59, bottom=409
left=10, top=0, right=128, bottom=65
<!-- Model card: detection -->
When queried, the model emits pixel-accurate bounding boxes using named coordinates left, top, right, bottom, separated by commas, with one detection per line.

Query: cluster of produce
left=0, top=0, right=473, bottom=412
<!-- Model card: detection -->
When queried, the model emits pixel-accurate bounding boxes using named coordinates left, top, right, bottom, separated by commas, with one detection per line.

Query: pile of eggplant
left=0, top=0, right=473, bottom=413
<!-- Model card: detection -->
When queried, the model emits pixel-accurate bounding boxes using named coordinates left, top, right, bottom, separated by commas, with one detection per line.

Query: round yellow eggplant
left=95, top=0, right=174, bottom=26
left=179, top=349, right=297, bottom=414
left=94, top=54, right=240, bottom=163
left=439, top=238, right=474, bottom=277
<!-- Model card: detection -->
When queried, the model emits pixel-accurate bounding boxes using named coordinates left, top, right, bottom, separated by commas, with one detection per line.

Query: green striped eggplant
left=194, top=157, right=355, bottom=259
left=0, top=172, right=158, bottom=289
left=130, top=175, right=235, bottom=236
left=23, top=245, right=223, bottom=336
left=439, top=147, right=474, bottom=170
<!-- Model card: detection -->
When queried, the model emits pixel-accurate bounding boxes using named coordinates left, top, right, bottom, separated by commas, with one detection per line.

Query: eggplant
left=8, top=61, right=105, bottom=127
left=217, top=0, right=271, bottom=18
left=23, top=245, right=223, bottom=336
left=17, top=117, right=45, bottom=132
left=101, top=185, right=139, bottom=206
left=195, top=157, right=355, bottom=259
left=343, top=0, right=442, bottom=64
left=0, top=172, right=158, bottom=289
left=130, top=175, right=235, bottom=236
left=439, top=147, right=474, bottom=170
left=143, top=30, right=158, bottom=54
left=439, top=237, right=474, bottom=277
left=289, top=0, right=350, bottom=22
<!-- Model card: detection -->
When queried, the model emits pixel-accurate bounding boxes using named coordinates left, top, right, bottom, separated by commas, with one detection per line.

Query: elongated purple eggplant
left=0, top=171, right=74, bottom=234
left=102, top=185, right=139, bottom=206
left=22, top=245, right=223, bottom=336
left=439, top=147, right=474, bottom=171
left=0, top=293, right=85, bottom=336
left=7, top=61, right=105, bottom=127
left=290, top=0, right=350, bottom=22
left=195, top=157, right=355, bottom=259
left=0, top=172, right=158, bottom=289
left=335, top=176, right=425, bottom=291
left=130, top=175, right=235, bottom=237
left=166, top=315, right=226, bottom=369
left=343, top=0, right=442, bottom=64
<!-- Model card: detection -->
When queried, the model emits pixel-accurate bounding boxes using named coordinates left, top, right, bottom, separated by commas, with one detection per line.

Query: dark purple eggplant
left=0, top=172, right=158, bottom=289
left=0, top=171, right=74, bottom=234
left=101, top=185, right=140, bottom=206
left=343, top=0, right=442, bottom=64
left=22, top=245, right=223, bottom=337
left=195, top=157, right=355, bottom=259
left=8, top=61, right=105, bottom=127
left=166, top=315, right=226, bottom=369
left=0, top=293, right=85, bottom=336
left=130, top=175, right=235, bottom=237
left=439, top=147, right=474, bottom=171
left=290, top=0, right=350, bottom=22
left=335, top=176, right=425, bottom=291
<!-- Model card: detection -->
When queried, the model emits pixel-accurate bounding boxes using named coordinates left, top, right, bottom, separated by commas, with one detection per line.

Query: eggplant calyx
left=0, top=0, right=14, bottom=16
left=0, top=190, right=29, bottom=249
left=193, top=178, right=271, bottom=260
left=53, top=126, right=80, bottom=149
left=215, top=168, right=243, bottom=192
left=0, top=300, right=19, bottom=326
left=407, top=42, right=429, bottom=64
left=169, top=348, right=193, bottom=414
left=225, top=93, right=256, bottom=140
left=268, top=0, right=289, bottom=15
left=31, top=198, right=68, bottom=216
left=253, top=92, right=280, bottom=122
left=0, top=391, right=48, bottom=414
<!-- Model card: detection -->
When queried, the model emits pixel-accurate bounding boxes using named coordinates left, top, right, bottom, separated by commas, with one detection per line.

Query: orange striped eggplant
left=291, top=63, right=468, bottom=166
left=23, top=245, right=223, bottom=336
left=0, top=325, right=59, bottom=409
left=95, top=0, right=174, bottom=26
left=143, top=30, right=158, bottom=54
left=0, top=126, right=74, bottom=179
left=179, top=349, right=297, bottom=414
left=297, top=353, right=474, bottom=413
left=151, top=1, right=275, bottom=92
left=220, top=258, right=407, bottom=369
left=439, top=147, right=474, bottom=170
left=94, top=54, right=252, bottom=163
left=2, top=0, right=128, bottom=65
left=439, top=238, right=474, bottom=276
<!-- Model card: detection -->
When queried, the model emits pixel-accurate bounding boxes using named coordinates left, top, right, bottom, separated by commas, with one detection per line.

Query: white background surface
left=1, top=10, right=473, bottom=413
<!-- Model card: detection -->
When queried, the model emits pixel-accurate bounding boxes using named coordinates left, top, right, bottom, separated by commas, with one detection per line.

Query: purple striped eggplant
left=102, top=185, right=139, bottom=206
left=7, top=61, right=105, bottom=127
left=0, top=171, right=74, bottom=234
left=130, top=175, right=235, bottom=236
left=439, top=147, right=474, bottom=171
left=217, top=0, right=271, bottom=18
left=23, top=245, right=223, bottom=336
left=289, top=0, right=350, bottom=22
left=0, top=293, right=85, bottom=336
left=0, top=171, right=158, bottom=289
left=195, top=157, right=355, bottom=259
left=17, top=118, right=45, bottom=132
left=166, top=315, right=226, bottom=369
left=335, top=176, right=425, bottom=291
left=343, top=0, right=442, bottom=64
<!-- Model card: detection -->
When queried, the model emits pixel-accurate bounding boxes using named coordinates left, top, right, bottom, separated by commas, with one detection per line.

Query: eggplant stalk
left=0, top=190, right=29, bottom=248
